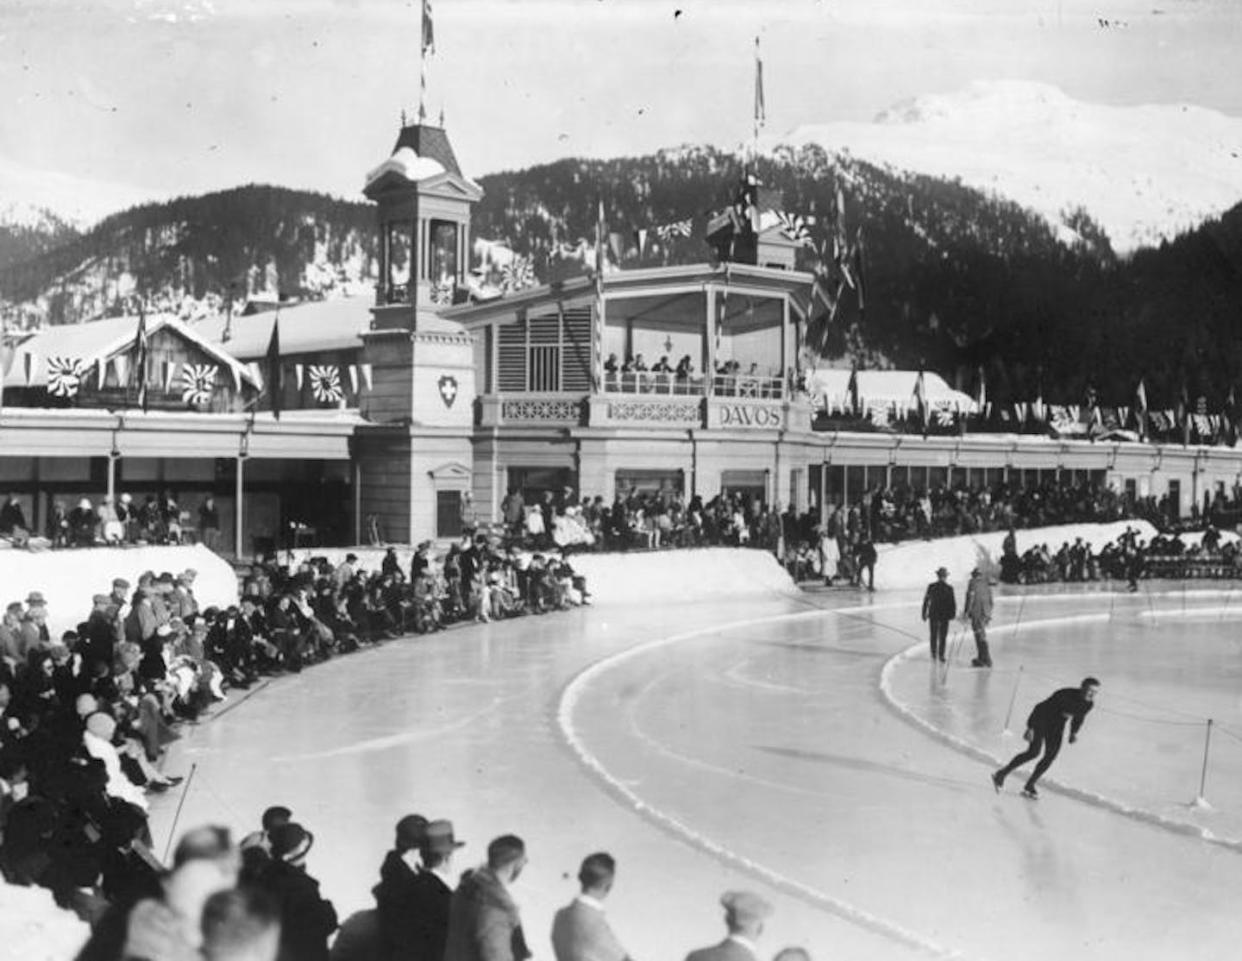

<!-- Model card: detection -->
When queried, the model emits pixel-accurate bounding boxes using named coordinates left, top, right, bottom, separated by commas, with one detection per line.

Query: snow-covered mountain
left=0, top=154, right=164, bottom=229
left=773, top=80, right=1242, bottom=254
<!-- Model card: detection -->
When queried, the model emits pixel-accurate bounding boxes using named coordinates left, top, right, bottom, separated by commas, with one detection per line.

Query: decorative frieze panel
left=500, top=398, right=582, bottom=424
left=606, top=400, right=703, bottom=424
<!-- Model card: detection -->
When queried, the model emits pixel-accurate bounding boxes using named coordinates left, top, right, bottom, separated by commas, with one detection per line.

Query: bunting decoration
left=430, top=276, right=456, bottom=305
left=775, top=211, right=814, bottom=248
left=294, top=364, right=305, bottom=391
left=265, top=314, right=283, bottom=421
left=348, top=365, right=359, bottom=395
left=753, top=36, right=765, bottom=141
left=180, top=364, right=218, bottom=408
left=97, top=357, right=107, bottom=390
left=914, top=368, right=928, bottom=437
left=24, top=351, right=36, bottom=386
left=500, top=256, right=537, bottom=294
left=46, top=357, right=84, bottom=398
left=360, top=363, right=373, bottom=393
left=163, top=360, right=177, bottom=393
left=112, top=355, right=129, bottom=388
left=309, top=365, right=344, bottom=405
left=634, top=228, right=649, bottom=258
left=654, top=219, right=692, bottom=243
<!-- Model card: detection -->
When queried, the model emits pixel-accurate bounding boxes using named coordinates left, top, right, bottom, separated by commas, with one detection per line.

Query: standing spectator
left=373, top=814, right=429, bottom=960
left=199, top=495, right=221, bottom=552
left=921, top=567, right=955, bottom=663
left=854, top=536, right=877, bottom=591
left=551, top=852, right=632, bottom=961
left=444, top=834, right=531, bottom=961
left=684, top=891, right=773, bottom=961
left=501, top=489, right=525, bottom=540
left=0, top=492, right=28, bottom=542
left=963, top=567, right=994, bottom=668
left=406, top=819, right=465, bottom=961
left=257, top=822, right=338, bottom=961
left=47, top=500, right=70, bottom=547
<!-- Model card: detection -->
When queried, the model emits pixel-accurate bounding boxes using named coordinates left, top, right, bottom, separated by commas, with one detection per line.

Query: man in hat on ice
left=921, top=567, right=956, bottom=663
left=685, top=890, right=773, bottom=961
left=993, top=677, right=1100, bottom=799
left=963, top=567, right=993, bottom=667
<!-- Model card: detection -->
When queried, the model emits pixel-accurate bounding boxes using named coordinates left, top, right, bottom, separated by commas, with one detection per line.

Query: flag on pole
left=593, top=199, right=607, bottom=391
left=134, top=306, right=149, bottom=411
left=853, top=228, right=867, bottom=316
left=266, top=313, right=283, bottom=421
left=753, top=36, right=765, bottom=137
left=1178, top=380, right=1190, bottom=446
left=1135, top=378, right=1148, bottom=439
left=422, top=0, right=434, bottom=54
left=914, top=367, right=929, bottom=437
left=976, top=365, right=987, bottom=417
left=847, top=363, right=860, bottom=417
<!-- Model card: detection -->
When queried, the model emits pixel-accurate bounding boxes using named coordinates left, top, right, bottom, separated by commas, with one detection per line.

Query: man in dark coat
left=0, top=493, right=28, bottom=537
left=921, top=567, right=956, bottom=663
left=444, top=834, right=530, bottom=961
left=257, top=822, right=338, bottom=961
left=992, top=677, right=1100, bottom=799
left=403, top=820, right=465, bottom=961
left=374, top=814, right=428, bottom=959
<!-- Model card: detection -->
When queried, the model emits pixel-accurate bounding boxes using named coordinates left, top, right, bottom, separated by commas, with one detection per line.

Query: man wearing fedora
left=551, top=852, right=632, bottom=961
left=256, top=821, right=338, bottom=961
left=921, top=567, right=956, bottom=663
left=963, top=566, right=994, bottom=667
left=404, top=819, right=466, bottom=961
left=444, top=834, right=531, bottom=961
left=685, top=890, right=773, bottom=961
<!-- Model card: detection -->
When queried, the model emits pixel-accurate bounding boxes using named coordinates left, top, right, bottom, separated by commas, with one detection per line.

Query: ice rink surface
left=149, top=583, right=1242, bottom=961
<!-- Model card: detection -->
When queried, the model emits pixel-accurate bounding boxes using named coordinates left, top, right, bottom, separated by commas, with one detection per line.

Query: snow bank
left=284, top=545, right=798, bottom=605
left=0, top=884, right=88, bottom=961
left=0, top=545, right=239, bottom=637
left=874, top=520, right=1159, bottom=592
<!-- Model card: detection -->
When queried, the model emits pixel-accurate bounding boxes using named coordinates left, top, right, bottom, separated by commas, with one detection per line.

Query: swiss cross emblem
left=438, top=375, right=458, bottom=408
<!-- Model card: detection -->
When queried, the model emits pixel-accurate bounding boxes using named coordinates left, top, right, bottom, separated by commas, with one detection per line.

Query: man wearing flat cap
left=921, top=567, right=956, bottom=663
left=685, top=891, right=773, bottom=961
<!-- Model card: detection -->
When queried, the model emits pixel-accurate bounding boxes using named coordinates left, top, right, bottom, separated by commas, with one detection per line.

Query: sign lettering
left=719, top=404, right=783, bottom=429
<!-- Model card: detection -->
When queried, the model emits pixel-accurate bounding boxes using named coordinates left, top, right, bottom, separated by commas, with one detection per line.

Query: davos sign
left=718, top=403, right=785, bottom=429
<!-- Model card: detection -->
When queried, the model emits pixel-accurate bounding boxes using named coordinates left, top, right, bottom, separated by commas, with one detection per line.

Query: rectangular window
left=429, top=220, right=459, bottom=283
left=436, top=490, right=463, bottom=538
left=387, top=221, right=413, bottom=296
left=1167, top=479, right=1181, bottom=520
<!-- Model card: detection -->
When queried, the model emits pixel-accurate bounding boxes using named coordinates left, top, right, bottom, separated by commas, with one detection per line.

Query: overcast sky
left=2, top=0, right=1240, bottom=201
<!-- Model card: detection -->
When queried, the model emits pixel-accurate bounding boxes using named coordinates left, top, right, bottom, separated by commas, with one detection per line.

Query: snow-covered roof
left=4, top=314, right=259, bottom=390
left=192, top=297, right=465, bottom=359
left=364, top=146, right=447, bottom=191
left=808, top=367, right=978, bottom=413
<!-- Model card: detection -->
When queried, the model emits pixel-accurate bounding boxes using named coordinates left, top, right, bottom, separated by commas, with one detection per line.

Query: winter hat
left=269, top=823, right=314, bottom=862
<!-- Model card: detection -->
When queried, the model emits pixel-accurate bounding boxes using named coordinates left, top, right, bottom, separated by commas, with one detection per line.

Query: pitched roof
left=4, top=314, right=259, bottom=390
left=191, top=297, right=466, bottom=359
left=393, top=124, right=462, bottom=178
left=808, top=367, right=978, bottom=412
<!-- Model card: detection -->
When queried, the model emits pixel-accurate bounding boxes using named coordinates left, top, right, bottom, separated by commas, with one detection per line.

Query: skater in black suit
left=993, top=677, right=1100, bottom=799
left=921, top=567, right=956, bottom=662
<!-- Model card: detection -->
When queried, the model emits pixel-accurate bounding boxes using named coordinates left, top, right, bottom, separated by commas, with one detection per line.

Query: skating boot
left=1022, top=784, right=1039, bottom=800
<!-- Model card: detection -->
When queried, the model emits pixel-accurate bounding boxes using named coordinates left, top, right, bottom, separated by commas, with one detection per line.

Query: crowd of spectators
left=601, top=352, right=786, bottom=397
left=57, top=807, right=803, bottom=961
left=0, top=538, right=592, bottom=948
left=0, top=490, right=221, bottom=551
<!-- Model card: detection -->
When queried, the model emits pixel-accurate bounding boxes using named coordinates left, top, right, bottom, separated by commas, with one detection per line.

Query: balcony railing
left=601, top=372, right=785, bottom=400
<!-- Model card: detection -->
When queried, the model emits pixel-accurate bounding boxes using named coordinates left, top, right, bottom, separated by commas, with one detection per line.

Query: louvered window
left=498, top=316, right=527, bottom=391
left=561, top=307, right=592, bottom=391
left=495, top=306, right=593, bottom=392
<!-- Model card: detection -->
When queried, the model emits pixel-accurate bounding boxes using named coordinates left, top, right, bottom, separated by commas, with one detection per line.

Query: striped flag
left=422, top=0, right=434, bottom=54
left=134, top=306, right=149, bottom=411
left=914, top=367, right=928, bottom=437
left=1135, top=378, right=1148, bottom=438
left=266, top=313, right=283, bottom=421
left=593, top=199, right=607, bottom=391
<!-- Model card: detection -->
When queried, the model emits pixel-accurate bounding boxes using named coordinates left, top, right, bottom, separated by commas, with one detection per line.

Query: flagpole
left=752, top=36, right=763, bottom=162
left=419, top=0, right=430, bottom=123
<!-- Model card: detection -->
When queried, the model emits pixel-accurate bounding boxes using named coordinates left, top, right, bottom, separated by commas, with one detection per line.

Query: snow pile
left=776, top=80, right=1242, bottom=254
left=874, top=519, right=1159, bottom=591
left=0, top=545, right=239, bottom=637
left=0, top=884, right=87, bottom=961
